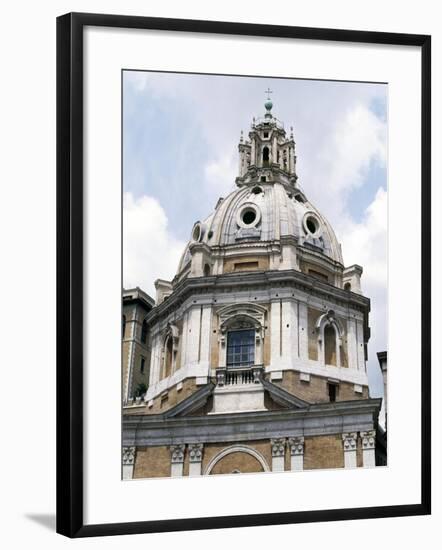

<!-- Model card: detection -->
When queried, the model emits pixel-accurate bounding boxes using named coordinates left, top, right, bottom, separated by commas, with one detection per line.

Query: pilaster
left=288, top=436, right=304, bottom=471
left=122, top=446, right=136, bottom=480
left=342, top=432, right=358, bottom=468
left=271, top=438, right=286, bottom=472
left=188, top=443, right=204, bottom=476
left=361, top=430, right=376, bottom=468
left=170, top=444, right=185, bottom=477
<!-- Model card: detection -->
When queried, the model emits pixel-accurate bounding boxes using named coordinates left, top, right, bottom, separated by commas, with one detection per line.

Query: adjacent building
left=122, top=287, right=154, bottom=403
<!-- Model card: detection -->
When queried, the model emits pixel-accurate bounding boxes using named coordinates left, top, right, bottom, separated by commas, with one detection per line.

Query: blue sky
left=123, top=70, right=387, bottom=404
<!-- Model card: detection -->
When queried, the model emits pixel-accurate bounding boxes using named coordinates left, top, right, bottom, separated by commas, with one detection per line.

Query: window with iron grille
left=226, top=329, right=255, bottom=367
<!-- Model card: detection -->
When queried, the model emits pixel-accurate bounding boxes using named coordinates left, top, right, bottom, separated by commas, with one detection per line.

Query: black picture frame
left=56, top=12, right=431, bottom=538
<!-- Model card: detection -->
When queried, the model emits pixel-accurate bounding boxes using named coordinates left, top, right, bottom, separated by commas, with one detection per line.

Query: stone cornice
left=123, top=397, right=381, bottom=447
left=144, top=269, right=370, bottom=326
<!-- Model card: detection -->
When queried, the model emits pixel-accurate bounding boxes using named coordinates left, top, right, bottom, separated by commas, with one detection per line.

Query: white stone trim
left=264, top=362, right=368, bottom=386
left=144, top=363, right=209, bottom=402
left=204, top=445, right=270, bottom=475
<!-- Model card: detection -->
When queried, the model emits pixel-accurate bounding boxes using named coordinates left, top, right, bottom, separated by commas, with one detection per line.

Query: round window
left=303, top=212, right=321, bottom=237
left=242, top=209, right=256, bottom=225
left=236, top=203, right=261, bottom=229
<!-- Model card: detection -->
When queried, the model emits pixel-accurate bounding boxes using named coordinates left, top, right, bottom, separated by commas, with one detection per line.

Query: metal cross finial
left=265, top=88, right=273, bottom=100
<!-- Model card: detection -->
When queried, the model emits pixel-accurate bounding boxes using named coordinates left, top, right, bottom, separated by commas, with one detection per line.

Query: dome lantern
left=237, top=91, right=298, bottom=189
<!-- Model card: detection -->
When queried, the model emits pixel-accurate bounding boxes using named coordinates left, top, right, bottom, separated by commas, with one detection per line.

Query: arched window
left=344, top=282, right=351, bottom=291
left=324, top=324, right=337, bottom=366
left=160, top=323, right=179, bottom=380
left=217, top=303, right=266, bottom=370
left=262, top=146, right=270, bottom=166
left=122, top=315, right=126, bottom=338
left=203, top=263, right=211, bottom=277
left=141, top=320, right=148, bottom=343
left=315, top=309, right=343, bottom=368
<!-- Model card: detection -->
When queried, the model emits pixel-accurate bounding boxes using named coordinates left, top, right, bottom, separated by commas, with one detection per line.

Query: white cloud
left=204, top=152, right=237, bottom=193
left=326, top=104, right=386, bottom=191
left=123, top=192, right=186, bottom=299
left=340, top=187, right=387, bottom=288
left=340, top=188, right=387, bottom=407
left=305, top=103, right=387, bottom=224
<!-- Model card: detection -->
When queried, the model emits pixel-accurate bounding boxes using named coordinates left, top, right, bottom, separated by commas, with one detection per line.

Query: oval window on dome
left=303, top=212, right=321, bottom=237
left=191, top=222, right=204, bottom=242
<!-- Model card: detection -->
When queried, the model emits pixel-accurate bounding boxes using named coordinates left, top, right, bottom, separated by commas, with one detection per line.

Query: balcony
left=215, top=365, right=263, bottom=386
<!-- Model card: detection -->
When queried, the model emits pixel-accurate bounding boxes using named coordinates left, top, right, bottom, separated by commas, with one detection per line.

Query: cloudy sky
left=123, top=70, right=387, bottom=403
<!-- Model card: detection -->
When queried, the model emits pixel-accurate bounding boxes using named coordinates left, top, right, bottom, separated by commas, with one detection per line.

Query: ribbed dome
left=176, top=182, right=343, bottom=276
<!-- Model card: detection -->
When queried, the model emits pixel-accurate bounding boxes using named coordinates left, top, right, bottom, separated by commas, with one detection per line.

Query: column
left=361, top=430, right=376, bottom=468
left=188, top=443, right=204, bottom=476
left=170, top=444, right=185, bottom=477
left=342, top=433, right=357, bottom=468
left=288, top=436, right=304, bottom=471
left=271, top=438, right=286, bottom=472
left=122, top=446, right=136, bottom=480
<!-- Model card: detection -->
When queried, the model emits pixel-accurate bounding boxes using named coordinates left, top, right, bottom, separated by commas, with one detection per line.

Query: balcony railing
left=215, top=365, right=263, bottom=386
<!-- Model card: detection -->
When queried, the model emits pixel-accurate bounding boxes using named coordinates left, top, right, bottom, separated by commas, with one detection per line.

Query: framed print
left=56, top=12, right=431, bottom=537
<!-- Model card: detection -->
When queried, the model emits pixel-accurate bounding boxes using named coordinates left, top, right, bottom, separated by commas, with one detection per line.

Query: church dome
left=173, top=99, right=349, bottom=289
left=176, top=182, right=343, bottom=275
